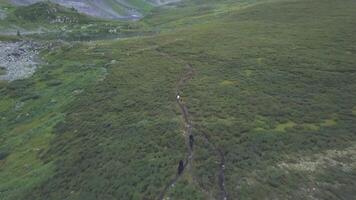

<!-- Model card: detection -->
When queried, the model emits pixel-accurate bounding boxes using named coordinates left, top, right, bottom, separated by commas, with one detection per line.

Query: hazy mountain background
left=9, top=0, right=179, bottom=19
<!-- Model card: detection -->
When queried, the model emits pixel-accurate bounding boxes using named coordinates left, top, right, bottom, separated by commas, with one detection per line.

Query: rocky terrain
left=0, top=8, right=6, bottom=19
left=0, top=41, right=40, bottom=81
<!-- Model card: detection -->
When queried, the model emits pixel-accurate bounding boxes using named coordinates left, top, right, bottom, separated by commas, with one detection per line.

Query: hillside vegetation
left=0, top=2, right=150, bottom=41
left=0, top=0, right=355, bottom=199
left=13, top=2, right=88, bottom=23
left=10, top=0, right=157, bottom=19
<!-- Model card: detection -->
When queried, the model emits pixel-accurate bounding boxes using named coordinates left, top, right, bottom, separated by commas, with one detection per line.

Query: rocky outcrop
left=0, top=41, right=41, bottom=81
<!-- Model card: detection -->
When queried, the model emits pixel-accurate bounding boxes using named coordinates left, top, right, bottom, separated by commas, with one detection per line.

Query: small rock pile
left=0, top=41, right=41, bottom=81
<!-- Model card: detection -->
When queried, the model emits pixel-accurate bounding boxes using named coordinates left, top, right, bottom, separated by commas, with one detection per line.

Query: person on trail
left=189, top=135, right=194, bottom=149
left=178, top=160, right=184, bottom=175
left=176, top=94, right=180, bottom=101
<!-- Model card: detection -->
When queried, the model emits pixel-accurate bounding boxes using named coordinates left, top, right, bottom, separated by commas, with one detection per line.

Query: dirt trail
left=154, top=49, right=227, bottom=200
left=158, top=63, right=228, bottom=200
left=158, top=64, right=195, bottom=200
left=200, top=130, right=228, bottom=200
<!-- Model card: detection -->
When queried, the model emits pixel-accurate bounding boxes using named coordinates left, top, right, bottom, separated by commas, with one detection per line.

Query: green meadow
left=0, top=0, right=355, bottom=199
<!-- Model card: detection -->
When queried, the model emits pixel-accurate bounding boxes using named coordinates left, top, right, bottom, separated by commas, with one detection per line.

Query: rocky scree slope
left=0, top=41, right=41, bottom=81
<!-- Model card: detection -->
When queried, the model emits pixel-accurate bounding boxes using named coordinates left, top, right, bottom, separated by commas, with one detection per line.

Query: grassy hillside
left=12, top=2, right=89, bottom=23
left=0, top=2, right=150, bottom=41
left=106, top=0, right=154, bottom=15
left=0, top=0, right=355, bottom=199
left=9, top=0, right=156, bottom=18
left=1, top=2, right=90, bottom=26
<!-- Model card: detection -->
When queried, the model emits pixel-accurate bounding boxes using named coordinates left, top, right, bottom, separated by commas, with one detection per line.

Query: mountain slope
left=13, top=2, right=89, bottom=23
left=0, top=0, right=355, bottom=199
left=10, top=0, right=177, bottom=19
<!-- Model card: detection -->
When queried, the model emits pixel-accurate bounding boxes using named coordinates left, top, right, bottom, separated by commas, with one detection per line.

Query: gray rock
left=0, top=41, right=41, bottom=81
left=0, top=9, right=6, bottom=20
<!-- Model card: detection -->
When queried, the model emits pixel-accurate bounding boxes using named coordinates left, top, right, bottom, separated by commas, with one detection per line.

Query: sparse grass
left=0, top=34, right=20, bottom=41
left=321, top=119, right=337, bottom=127
left=274, top=121, right=296, bottom=132
left=0, top=66, right=5, bottom=75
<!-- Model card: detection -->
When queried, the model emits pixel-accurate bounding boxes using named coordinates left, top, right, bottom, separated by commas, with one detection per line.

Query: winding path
left=155, top=49, right=228, bottom=200
left=158, top=64, right=195, bottom=200
left=200, top=130, right=228, bottom=200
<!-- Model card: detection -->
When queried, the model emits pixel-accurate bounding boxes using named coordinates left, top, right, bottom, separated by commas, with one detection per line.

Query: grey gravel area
left=0, top=41, right=41, bottom=81
left=0, top=9, right=6, bottom=20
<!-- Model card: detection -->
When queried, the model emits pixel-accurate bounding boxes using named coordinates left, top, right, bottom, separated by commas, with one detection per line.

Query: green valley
left=0, top=0, right=355, bottom=199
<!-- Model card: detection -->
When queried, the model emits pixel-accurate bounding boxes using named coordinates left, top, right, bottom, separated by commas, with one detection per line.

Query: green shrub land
left=0, top=0, right=355, bottom=199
